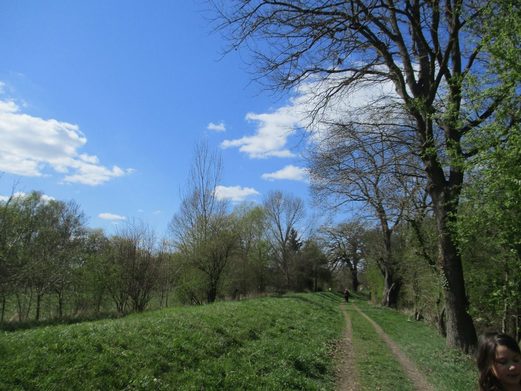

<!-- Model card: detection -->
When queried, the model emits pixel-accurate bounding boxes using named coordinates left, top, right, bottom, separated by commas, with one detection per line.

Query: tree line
left=0, top=172, right=333, bottom=324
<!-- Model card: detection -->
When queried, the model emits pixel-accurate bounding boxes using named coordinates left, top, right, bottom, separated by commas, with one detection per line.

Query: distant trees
left=230, top=203, right=269, bottom=296
left=75, top=228, right=111, bottom=314
left=107, top=221, right=164, bottom=312
left=296, top=238, right=331, bottom=292
left=263, top=191, right=305, bottom=291
left=0, top=190, right=181, bottom=321
left=0, top=192, right=85, bottom=320
left=320, top=220, right=366, bottom=293
left=0, top=179, right=334, bottom=322
left=310, top=123, right=420, bottom=307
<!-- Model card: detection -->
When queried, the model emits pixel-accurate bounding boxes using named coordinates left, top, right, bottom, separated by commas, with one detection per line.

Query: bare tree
left=105, top=221, right=161, bottom=313
left=213, top=0, right=499, bottom=351
left=311, top=122, right=424, bottom=306
left=263, top=191, right=305, bottom=290
left=170, top=142, right=237, bottom=303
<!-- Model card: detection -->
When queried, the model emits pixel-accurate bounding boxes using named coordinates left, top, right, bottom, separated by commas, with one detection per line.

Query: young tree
left=170, top=142, right=237, bottom=303
left=115, top=221, right=161, bottom=312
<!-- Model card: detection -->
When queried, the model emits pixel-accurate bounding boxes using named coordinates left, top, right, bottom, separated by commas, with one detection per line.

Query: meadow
left=0, top=293, right=344, bottom=390
left=0, top=293, right=478, bottom=390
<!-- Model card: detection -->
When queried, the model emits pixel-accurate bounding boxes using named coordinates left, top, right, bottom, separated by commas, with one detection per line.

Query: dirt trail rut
left=350, top=303, right=435, bottom=391
left=335, top=303, right=360, bottom=391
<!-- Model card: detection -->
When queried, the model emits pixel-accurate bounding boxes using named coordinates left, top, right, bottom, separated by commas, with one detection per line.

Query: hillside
left=0, top=293, right=477, bottom=390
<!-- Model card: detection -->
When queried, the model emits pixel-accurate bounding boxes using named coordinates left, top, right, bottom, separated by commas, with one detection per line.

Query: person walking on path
left=343, top=288, right=350, bottom=303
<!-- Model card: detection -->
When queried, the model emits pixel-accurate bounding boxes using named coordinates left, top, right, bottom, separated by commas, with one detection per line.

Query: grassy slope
left=353, top=300, right=477, bottom=391
left=0, top=294, right=478, bottom=391
left=0, top=292, right=344, bottom=391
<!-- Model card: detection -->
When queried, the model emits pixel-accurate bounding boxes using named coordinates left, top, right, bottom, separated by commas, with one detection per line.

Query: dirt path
left=335, top=303, right=360, bottom=391
left=352, top=304, right=435, bottom=391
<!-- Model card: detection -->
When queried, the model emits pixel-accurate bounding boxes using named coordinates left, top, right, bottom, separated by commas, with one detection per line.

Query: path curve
left=352, top=304, right=435, bottom=391
left=335, top=303, right=360, bottom=391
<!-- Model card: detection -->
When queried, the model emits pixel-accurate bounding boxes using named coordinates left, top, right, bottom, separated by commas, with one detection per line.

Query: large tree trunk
left=379, top=219, right=401, bottom=307
left=432, top=189, right=477, bottom=353
left=350, top=265, right=359, bottom=292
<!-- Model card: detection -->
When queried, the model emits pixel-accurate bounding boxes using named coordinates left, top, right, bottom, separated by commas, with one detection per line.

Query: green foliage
left=295, top=239, right=331, bottom=292
left=0, top=192, right=87, bottom=321
left=482, top=0, right=521, bottom=84
left=0, top=292, right=343, bottom=390
left=393, top=220, right=441, bottom=322
left=364, top=261, right=384, bottom=304
left=456, top=7, right=521, bottom=331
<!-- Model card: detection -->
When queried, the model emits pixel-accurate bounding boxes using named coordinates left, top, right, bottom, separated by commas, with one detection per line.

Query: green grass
left=0, top=293, right=480, bottom=391
left=0, top=292, right=344, bottom=391
left=347, top=304, right=416, bottom=391
left=353, top=300, right=477, bottom=391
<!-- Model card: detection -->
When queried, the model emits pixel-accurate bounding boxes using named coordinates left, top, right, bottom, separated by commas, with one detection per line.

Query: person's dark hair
left=477, top=332, right=521, bottom=390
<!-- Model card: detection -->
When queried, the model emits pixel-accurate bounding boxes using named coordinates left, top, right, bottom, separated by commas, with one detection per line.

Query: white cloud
left=98, top=213, right=127, bottom=221
left=214, top=185, right=260, bottom=202
left=221, top=105, right=304, bottom=159
left=0, top=96, right=133, bottom=185
left=221, top=73, right=398, bottom=158
left=207, top=122, right=226, bottom=132
left=262, top=165, right=309, bottom=182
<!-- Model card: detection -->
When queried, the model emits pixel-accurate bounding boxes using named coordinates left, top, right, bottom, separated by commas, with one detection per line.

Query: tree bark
left=380, top=219, right=401, bottom=307
left=432, top=189, right=477, bottom=353
left=350, top=266, right=359, bottom=292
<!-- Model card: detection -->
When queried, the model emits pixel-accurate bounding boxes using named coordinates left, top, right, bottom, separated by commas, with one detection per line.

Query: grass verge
left=0, top=292, right=343, bottom=391
left=354, top=300, right=477, bottom=391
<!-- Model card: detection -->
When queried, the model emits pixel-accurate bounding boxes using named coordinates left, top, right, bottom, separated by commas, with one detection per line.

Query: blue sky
left=0, top=1, right=316, bottom=236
